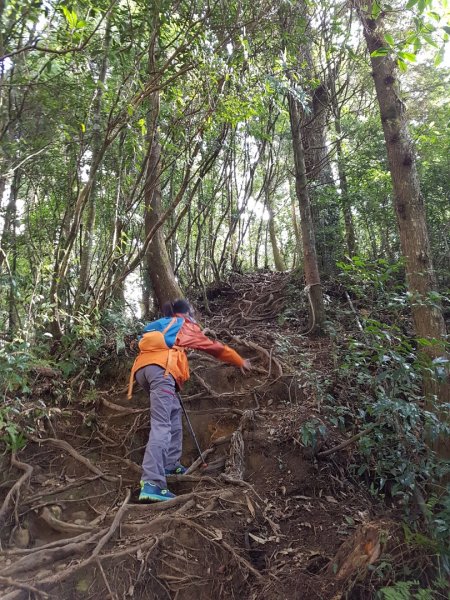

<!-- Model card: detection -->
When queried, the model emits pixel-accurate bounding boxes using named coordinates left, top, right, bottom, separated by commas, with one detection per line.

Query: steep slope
left=0, top=273, right=393, bottom=600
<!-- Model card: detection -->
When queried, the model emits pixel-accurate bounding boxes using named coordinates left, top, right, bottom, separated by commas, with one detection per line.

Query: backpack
left=138, top=317, right=177, bottom=353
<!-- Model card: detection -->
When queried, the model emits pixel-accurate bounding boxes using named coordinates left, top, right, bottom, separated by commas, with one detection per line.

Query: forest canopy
left=1, top=0, right=448, bottom=329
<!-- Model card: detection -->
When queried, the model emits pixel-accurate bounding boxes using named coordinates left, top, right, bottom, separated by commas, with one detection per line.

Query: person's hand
left=240, top=359, right=252, bottom=375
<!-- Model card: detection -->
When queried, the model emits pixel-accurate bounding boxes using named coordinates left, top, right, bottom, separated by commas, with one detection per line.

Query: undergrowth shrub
left=298, top=258, right=450, bottom=592
left=0, top=302, right=136, bottom=450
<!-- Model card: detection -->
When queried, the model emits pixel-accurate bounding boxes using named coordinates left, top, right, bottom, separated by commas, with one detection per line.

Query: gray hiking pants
left=135, top=364, right=182, bottom=488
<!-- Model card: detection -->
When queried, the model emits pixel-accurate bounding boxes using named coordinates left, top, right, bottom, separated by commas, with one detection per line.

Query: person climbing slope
left=128, top=298, right=251, bottom=502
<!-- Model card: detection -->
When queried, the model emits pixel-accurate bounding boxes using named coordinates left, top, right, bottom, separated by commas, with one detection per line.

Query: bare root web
left=0, top=274, right=400, bottom=600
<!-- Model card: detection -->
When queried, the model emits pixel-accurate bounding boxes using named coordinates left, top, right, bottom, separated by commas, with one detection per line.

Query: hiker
left=128, top=298, right=251, bottom=502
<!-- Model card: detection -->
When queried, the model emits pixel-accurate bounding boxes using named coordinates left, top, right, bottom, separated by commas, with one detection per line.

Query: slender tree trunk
left=289, top=175, right=302, bottom=265
left=0, top=173, right=20, bottom=336
left=288, top=94, right=326, bottom=334
left=267, top=197, right=286, bottom=271
left=358, top=3, right=449, bottom=453
left=254, top=218, right=263, bottom=269
left=299, top=38, right=342, bottom=274
left=143, top=8, right=183, bottom=310
left=0, top=172, right=18, bottom=271
left=334, top=112, right=357, bottom=256
left=264, top=223, right=269, bottom=270
left=76, top=17, right=112, bottom=310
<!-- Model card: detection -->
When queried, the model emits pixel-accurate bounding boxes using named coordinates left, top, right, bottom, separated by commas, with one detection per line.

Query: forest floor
left=0, top=272, right=407, bottom=599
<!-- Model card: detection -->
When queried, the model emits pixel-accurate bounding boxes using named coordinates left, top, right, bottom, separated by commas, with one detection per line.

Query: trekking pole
left=178, top=395, right=208, bottom=468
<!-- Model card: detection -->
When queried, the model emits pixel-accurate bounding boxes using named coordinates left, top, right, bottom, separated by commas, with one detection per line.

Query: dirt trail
left=0, top=273, right=383, bottom=600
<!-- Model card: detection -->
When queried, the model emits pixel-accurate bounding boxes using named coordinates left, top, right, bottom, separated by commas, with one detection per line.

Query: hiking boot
left=139, top=481, right=176, bottom=502
left=164, top=464, right=187, bottom=476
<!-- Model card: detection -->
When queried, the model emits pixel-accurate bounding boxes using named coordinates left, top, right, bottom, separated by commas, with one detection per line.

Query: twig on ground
left=175, top=518, right=263, bottom=580
left=90, top=489, right=131, bottom=559
left=316, top=420, right=381, bottom=459
left=96, top=558, right=118, bottom=600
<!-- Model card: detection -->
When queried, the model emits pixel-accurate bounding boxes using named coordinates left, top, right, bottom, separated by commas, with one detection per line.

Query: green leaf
left=443, top=25, right=450, bottom=34
left=423, top=33, right=438, bottom=47
left=406, top=0, right=420, bottom=7
left=398, top=51, right=416, bottom=62
left=371, top=1, right=382, bottom=18
left=397, top=58, right=408, bottom=71
left=434, top=47, right=445, bottom=66
left=61, top=5, right=78, bottom=29
left=384, top=33, right=395, bottom=46
left=371, top=47, right=390, bottom=57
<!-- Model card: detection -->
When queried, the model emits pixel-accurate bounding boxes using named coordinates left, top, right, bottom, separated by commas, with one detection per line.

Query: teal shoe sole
left=139, top=492, right=174, bottom=502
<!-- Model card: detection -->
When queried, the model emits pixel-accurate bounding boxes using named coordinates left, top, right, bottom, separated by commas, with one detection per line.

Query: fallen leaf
left=248, top=532, right=268, bottom=544
left=325, top=496, right=339, bottom=504
left=246, top=495, right=256, bottom=518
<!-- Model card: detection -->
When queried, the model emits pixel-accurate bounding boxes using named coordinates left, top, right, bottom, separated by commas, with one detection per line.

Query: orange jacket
left=127, top=314, right=245, bottom=399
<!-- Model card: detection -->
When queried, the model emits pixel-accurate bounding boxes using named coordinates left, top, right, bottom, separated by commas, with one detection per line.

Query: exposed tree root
left=28, top=435, right=116, bottom=482
left=2, top=530, right=101, bottom=556
left=0, top=529, right=107, bottom=577
left=101, top=397, right=147, bottom=415
left=25, top=475, right=102, bottom=504
left=0, top=575, right=49, bottom=599
left=0, top=454, right=33, bottom=527
left=39, top=506, right=96, bottom=534
left=225, top=410, right=255, bottom=480
left=0, top=273, right=394, bottom=600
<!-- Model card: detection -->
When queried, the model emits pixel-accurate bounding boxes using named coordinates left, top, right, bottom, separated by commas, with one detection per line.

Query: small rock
left=49, top=505, right=62, bottom=519
left=13, top=527, right=30, bottom=549
left=71, top=511, right=88, bottom=521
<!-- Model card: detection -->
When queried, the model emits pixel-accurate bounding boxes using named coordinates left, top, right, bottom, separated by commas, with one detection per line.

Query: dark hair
left=173, top=299, right=191, bottom=314
left=162, top=298, right=191, bottom=317
left=162, top=301, right=174, bottom=317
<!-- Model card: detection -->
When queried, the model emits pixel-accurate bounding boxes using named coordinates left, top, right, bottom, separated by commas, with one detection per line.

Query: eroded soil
left=0, top=273, right=394, bottom=599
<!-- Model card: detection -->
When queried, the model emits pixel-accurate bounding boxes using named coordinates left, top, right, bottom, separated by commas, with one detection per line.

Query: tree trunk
left=289, top=175, right=303, bottom=265
left=334, top=112, right=357, bottom=256
left=267, top=198, right=286, bottom=271
left=143, top=9, right=183, bottom=310
left=76, top=17, right=112, bottom=310
left=288, top=94, right=326, bottom=334
left=358, top=3, right=449, bottom=453
left=0, top=172, right=20, bottom=336
left=300, top=38, right=341, bottom=275
left=0, top=173, right=18, bottom=271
